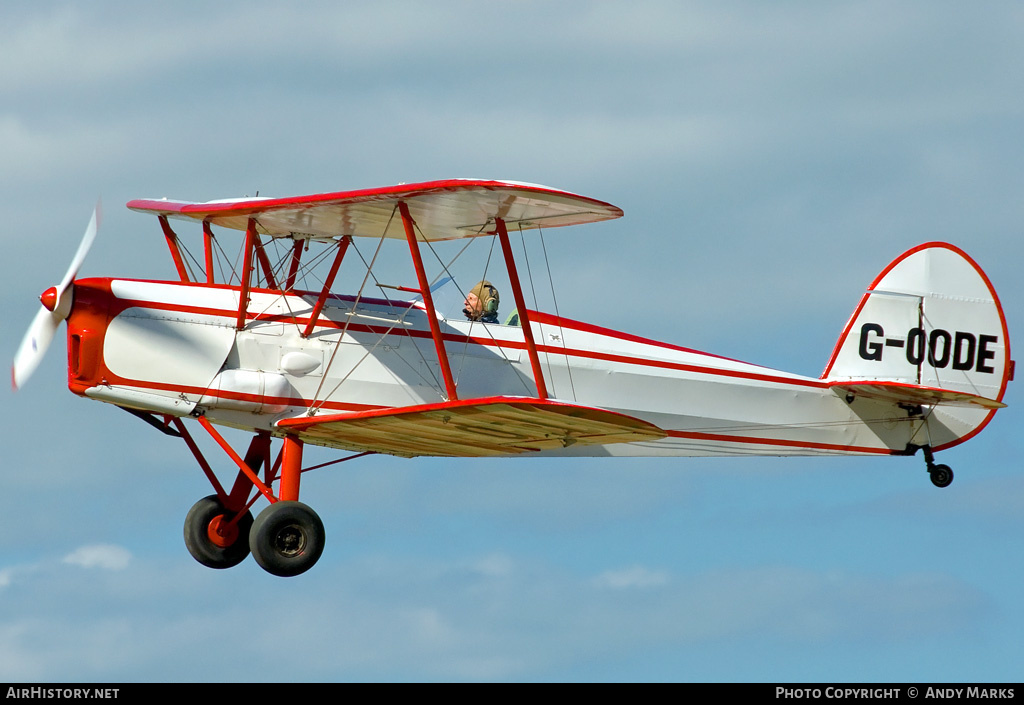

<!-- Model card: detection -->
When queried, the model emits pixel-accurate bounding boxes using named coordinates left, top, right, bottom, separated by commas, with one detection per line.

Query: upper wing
left=127, top=179, right=623, bottom=242
left=275, top=397, right=666, bottom=458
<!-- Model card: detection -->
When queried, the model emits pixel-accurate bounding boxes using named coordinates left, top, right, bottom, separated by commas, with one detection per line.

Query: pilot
left=463, top=280, right=500, bottom=323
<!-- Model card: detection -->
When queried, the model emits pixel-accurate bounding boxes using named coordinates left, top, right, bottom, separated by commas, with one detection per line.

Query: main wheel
left=929, top=464, right=954, bottom=488
left=250, top=501, right=325, bottom=577
left=184, top=495, right=254, bottom=569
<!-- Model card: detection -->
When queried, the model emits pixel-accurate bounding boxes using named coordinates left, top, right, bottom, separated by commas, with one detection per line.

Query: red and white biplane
left=12, top=179, right=1013, bottom=576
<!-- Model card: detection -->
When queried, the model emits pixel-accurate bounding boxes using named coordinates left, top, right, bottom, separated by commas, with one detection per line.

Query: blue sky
left=2, top=1, right=1022, bottom=682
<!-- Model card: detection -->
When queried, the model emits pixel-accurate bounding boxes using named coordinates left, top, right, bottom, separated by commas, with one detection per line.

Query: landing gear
left=250, top=501, right=325, bottom=577
left=183, top=495, right=254, bottom=569
left=928, top=463, right=954, bottom=488
left=173, top=419, right=338, bottom=577
left=921, top=446, right=954, bottom=489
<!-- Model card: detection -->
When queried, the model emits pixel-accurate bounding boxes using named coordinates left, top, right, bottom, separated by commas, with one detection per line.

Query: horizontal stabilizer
left=276, top=396, right=666, bottom=458
left=830, top=381, right=1006, bottom=409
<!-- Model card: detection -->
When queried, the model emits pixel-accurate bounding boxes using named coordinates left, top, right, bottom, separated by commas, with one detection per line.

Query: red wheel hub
left=207, top=515, right=239, bottom=548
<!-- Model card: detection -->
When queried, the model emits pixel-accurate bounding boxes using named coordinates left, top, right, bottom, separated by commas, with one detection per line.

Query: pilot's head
left=463, top=281, right=499, bottom=321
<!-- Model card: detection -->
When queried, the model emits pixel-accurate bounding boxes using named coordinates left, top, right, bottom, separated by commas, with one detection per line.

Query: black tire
left=929, top=464, right=954, bottom=488
left=184, top=495, right=254, bottom=569
left=250, top=501, right=325, bottom=577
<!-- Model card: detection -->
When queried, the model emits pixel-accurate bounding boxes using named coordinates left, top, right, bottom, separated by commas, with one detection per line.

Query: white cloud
left=62, top=544, right=132, bottom=571
left=473, top=553, right=516, bottom=578
left=594, top=565, right=670, bottom=590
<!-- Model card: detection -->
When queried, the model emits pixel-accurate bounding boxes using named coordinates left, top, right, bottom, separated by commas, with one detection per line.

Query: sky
left=2, top=0, right=1023, bottom=683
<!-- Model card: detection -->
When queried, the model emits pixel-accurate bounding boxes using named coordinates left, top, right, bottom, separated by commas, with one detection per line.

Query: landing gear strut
left=174, top=418, right=331, bottom=576
left=922, top=446, right=954, bottom=488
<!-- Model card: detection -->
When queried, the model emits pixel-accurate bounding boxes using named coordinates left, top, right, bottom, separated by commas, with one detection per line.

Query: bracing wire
left=517, top=227, right=557, bottom=397
left=537, top=225, right=577, bottom=401
left=419, top=224, right=535, bottom=397
left=175, top=239, right=202, bottom=282
left=211, top=230, right=238, bottom=285
left=345, top=234, right=447, bottom=394
left=307, top=205, right=442, bottom=412
left=226, top=233, right=244, bottom=287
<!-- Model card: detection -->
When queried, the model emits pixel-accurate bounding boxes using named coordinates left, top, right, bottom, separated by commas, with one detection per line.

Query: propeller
left=12, top=205, right=100, bottom=390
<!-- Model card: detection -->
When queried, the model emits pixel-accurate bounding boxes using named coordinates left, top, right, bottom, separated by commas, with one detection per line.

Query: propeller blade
left=58, top=204, right=100, bottom=294
left=11, top=205, right=100, bottom=391
left=12, top=306, right=63, bottom=390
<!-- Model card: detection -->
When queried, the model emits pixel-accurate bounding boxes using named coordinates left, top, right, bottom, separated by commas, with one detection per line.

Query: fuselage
left=65, top=277, right=988, bottom=458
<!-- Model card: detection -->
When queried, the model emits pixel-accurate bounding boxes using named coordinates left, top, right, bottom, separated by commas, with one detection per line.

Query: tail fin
left=823, top=243, right=1011, bottom=410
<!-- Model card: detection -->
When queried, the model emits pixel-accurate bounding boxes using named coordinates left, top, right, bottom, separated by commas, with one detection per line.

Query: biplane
left=12, top=179, right=1013, bottom=577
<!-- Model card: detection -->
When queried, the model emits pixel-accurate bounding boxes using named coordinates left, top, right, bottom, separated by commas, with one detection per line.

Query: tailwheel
left=184, top=495, right=254, bottom=569
left=928, top=463, right=954, bottom=488
left=250, top=501, right=325, bottom=577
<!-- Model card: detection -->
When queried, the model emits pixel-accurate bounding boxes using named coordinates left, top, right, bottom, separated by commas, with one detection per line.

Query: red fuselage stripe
left=110, top=291, right=827, bottom=390
left=664, top=429, right=893, bottom=455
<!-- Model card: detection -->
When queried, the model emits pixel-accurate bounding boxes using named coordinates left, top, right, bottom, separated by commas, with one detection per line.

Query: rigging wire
left=310, top=303, right=432, bottom=415
left=429, top=236, right=476, bottom=286
left=276, top=239, right=336, bottom=336
left=345, top=234, right=445, bottom=393
left=419, top=223, right=535, bottom=397
left=308, top=232, right=387, bottom=411
left=207, top=229, right=221, bottom=283
left=517, top=227, right=558, bottom=397
left=537, top=224, right=577, bottom=401
left=194, top=220, right=446, bottom=403
left=268, top=241, right=289, bottom=288
left=174, top=239, right=202, bottom=283
left=307, top=206, right=447, bottom=412
left=210, top=228, right=238, bottom=285
left=225, top=231, right=244, bottom=287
